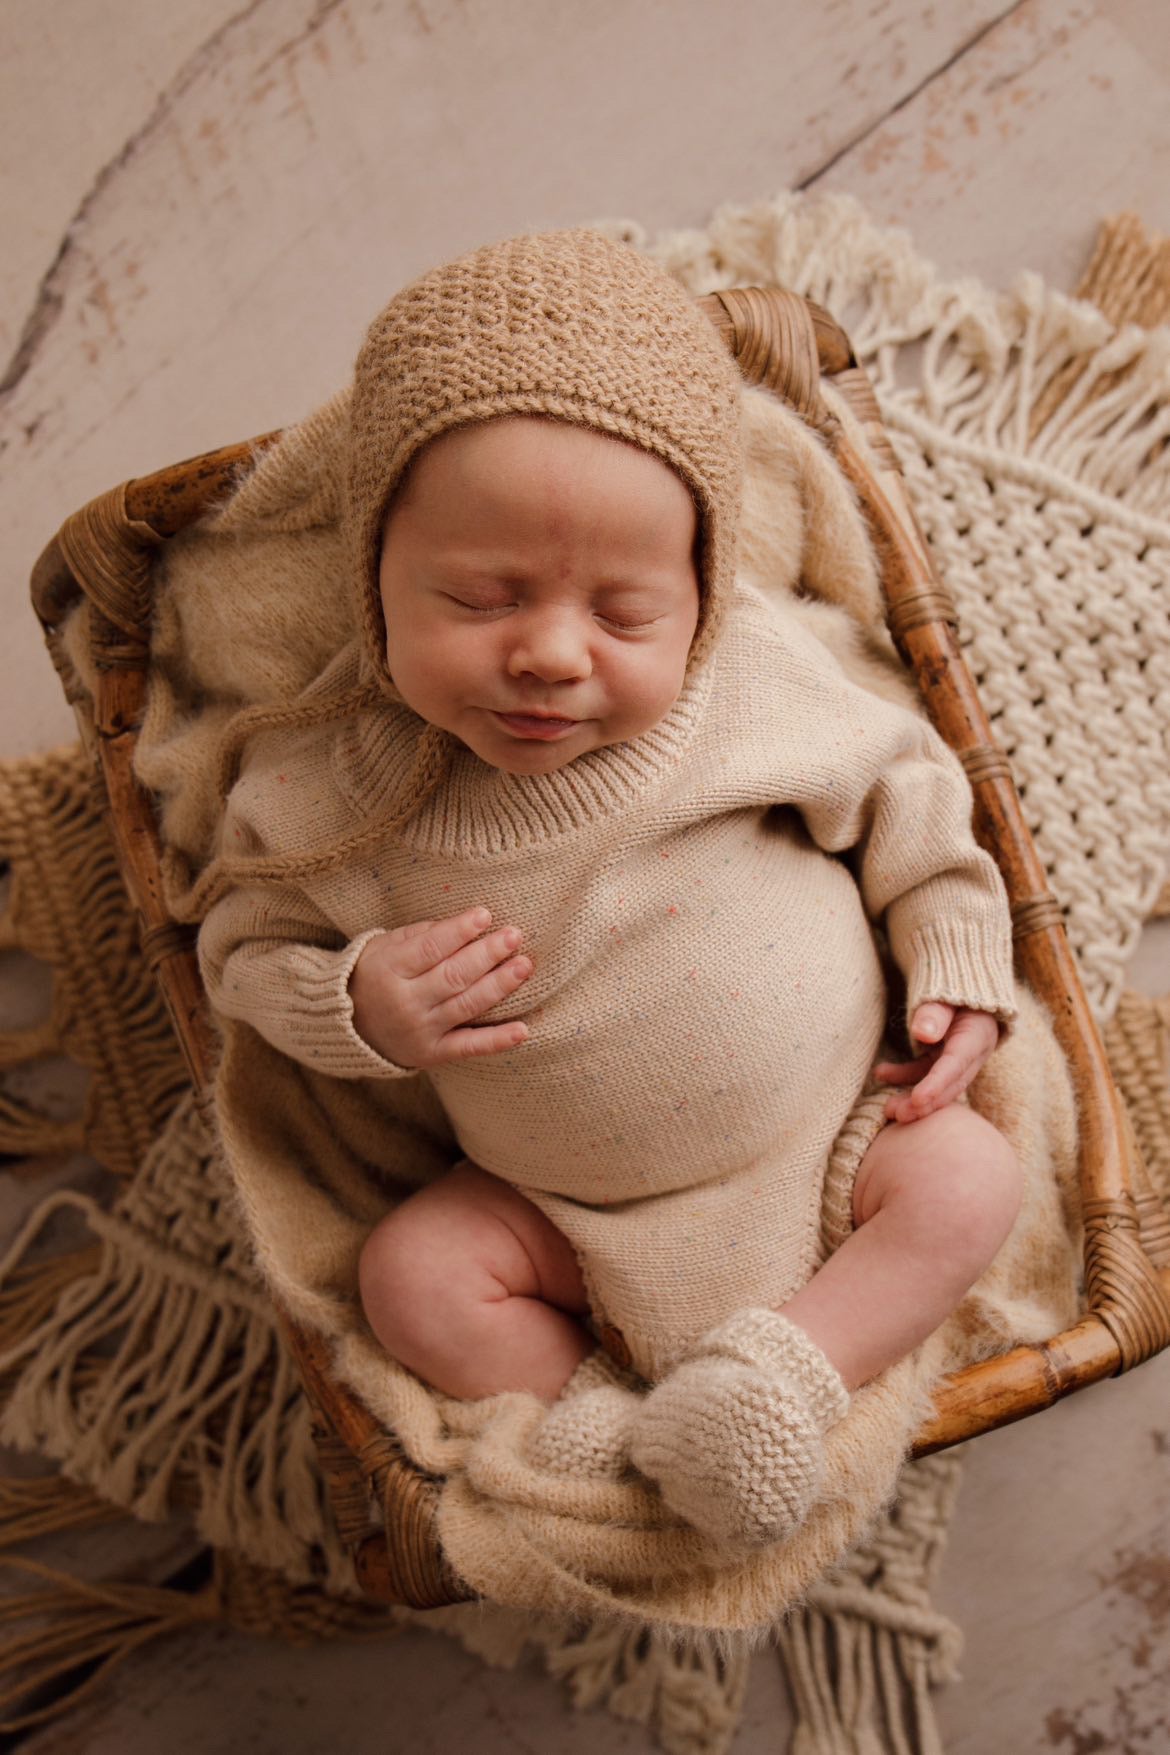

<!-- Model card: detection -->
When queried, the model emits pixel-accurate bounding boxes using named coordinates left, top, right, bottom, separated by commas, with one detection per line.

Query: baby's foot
left=628, top=1309, right=849, bottom=1550
left=526, top=1347, right=642, bottom=1479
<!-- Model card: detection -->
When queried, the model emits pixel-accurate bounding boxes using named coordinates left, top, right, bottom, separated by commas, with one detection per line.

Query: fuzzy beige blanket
left=3, top=190, right=1169, bottom=1752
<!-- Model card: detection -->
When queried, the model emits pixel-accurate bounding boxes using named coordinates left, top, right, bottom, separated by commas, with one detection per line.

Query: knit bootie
left=628, top=1309, right=850, bottom=1550
left=526, top=1347, right=643, bottom=1479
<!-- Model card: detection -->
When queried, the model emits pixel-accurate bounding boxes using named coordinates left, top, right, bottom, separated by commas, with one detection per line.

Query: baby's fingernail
left=473, top=908, right=491, bottom=929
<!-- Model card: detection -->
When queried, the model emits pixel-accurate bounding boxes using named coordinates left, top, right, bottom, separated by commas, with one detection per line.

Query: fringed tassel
left=543, top=1620, right=749, bottom=1755
left=0, top=1189, right=348, bottom=1595
left=777, top=1603, right=960, bottom=1755
left=0, top=1474, right=127, bottom=1548
left=0, top=1093, right=86, bottom=1170
left=1077, top=212, right=1170, bottom=334
left=0, top=1243, right=103, bottom=1399
left=210, top=1548, right=397, bottom=1642
left=0, top=1552, right=218, bottom=1736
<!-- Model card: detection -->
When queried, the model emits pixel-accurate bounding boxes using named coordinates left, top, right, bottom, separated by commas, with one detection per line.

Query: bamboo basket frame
left=29, top=286, right=1170, bottom=1610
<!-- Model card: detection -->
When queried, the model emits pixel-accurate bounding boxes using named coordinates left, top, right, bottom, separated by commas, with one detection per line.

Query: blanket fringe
left=0, top=1474, right=126, bottom=1548
left=641, top=195, right=1170, bottom=521
left=0, top=1553, right=219, bottom=1736
left=0, top=1172, right=350, bottom=1596
left=545, top=1621, right=751, bottom=1755
left=0, top=1545, right=402, bottom=1737
left=777, top=1611, right=953, bottom=1755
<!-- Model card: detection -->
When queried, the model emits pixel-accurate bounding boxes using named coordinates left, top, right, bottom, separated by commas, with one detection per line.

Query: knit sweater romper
left=199, top=585, right=1017, bottom=1384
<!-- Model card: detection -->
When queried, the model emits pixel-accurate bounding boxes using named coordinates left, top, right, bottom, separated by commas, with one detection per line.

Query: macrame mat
left=1, top=194, right=1169, bottom=1752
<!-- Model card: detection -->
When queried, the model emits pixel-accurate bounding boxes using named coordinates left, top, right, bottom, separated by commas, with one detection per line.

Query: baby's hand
left=349, top=907, right=532, bottom=1068
left=873, top=1003, right=1000, bottom=1125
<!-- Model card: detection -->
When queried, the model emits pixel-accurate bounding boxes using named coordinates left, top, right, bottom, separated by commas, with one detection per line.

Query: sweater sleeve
left=774, top=622, right=1018, bottom=1033
left=197, top=788, right=417, bottom=1082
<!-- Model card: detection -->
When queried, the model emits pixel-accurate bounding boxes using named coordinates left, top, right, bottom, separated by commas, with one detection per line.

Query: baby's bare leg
left=358, top=1161, right=592, bottom=1402
left=778, top=1102, right=1022, bottom=1391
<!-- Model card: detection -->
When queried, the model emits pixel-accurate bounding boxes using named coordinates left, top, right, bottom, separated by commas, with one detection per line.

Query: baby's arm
left=198, top=733, right=532, bottom=1075
left=200, top=889, right=532, bottom=1077
left=772, top=617, right=1017, bottom=1047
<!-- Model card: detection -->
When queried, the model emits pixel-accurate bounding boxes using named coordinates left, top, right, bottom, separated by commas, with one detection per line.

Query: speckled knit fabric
left=197, top=577, right=1016, bottom=1384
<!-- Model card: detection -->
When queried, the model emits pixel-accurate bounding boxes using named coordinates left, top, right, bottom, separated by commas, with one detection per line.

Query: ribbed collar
left=332, top=645, right=717, bottom=859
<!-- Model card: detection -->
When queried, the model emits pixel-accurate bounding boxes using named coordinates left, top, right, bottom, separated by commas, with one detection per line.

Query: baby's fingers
left=884, top=1060, right=963, bottom=1122
left=434, top=949, right=533, bottom=1027
left=433, top=1020, right=530, bottom=1062
left=390, top=907, right=491, bottom=976
left=872, top=1052, right=937, bottom=1087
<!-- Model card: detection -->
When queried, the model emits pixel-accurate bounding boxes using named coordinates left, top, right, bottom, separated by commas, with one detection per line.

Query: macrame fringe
left=776, top=1609, right=956, bottom=1755
left=1077, top=213, right=1170, bottom=337
left=638, top=196, right=1170, bottom=521
left=0, top=1474, right=126, bottom=1549
left=0, top=1553, right=219, bottom=1735
left=544, top=1621, right=751, bottom=1755
left=0, top=1545, right=402, bottom=1737
left=0, top=1182, right=350, bottom=1596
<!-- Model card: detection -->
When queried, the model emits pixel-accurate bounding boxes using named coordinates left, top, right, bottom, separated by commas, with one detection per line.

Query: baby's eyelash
left=445, top=594, right=659, bottom=630
left=598, top=613, right=658, bottom=631
left=447, top=596, right=510, bottom=614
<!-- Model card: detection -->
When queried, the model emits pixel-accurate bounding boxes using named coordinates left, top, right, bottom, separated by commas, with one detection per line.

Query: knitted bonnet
left=344, top=228, right=744, bottom=694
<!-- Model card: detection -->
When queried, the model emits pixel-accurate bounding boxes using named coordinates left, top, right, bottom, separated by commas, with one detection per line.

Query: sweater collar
left=332, top=643, right=716, bottom=857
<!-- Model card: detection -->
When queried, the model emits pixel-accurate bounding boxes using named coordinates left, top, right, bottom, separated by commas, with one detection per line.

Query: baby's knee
left=942, top=1112, right=1023, bottom=1256
left=357, top=1176, right=504, bottom=1359
left=858, top=1104, right=1023, bottom=1262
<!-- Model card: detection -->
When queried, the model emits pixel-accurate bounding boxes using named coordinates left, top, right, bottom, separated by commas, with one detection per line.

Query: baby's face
left=378, top=416, right=700, bottom=774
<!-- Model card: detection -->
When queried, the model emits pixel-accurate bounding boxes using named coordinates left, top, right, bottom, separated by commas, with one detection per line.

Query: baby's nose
left=506, top=612, right=592, bottom=682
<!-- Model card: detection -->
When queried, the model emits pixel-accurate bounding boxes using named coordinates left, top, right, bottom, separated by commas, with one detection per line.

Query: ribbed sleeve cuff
left=267, top=928, right=419, bottom=1078
left=900, top=918, right=1018, bottom=1038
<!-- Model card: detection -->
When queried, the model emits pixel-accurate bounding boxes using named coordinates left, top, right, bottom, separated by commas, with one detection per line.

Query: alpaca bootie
left=628, top=1309, right=850, bottom=1550
left=526, top=1348, right=642, bottom=1479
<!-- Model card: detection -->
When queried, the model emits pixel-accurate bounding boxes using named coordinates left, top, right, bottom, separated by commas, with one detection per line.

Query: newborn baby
left=199, top=229, right=1021, bottom=1551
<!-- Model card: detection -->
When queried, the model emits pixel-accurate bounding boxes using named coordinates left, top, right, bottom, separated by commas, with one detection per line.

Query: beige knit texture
left=195, top=568, right=1017, bottom=1386
left=629, top=1310, right=851, bottom=1551
left=345, top=228, right=744, bottom=692
left=526, top=1349, right=643, bottom=1479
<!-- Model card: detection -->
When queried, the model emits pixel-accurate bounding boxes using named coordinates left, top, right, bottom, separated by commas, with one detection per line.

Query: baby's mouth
left=493, top=710, right=581, bottom=741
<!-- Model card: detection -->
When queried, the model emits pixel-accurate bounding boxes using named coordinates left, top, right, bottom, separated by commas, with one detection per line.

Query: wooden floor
left=2, top=1, right=1170, bottom=1749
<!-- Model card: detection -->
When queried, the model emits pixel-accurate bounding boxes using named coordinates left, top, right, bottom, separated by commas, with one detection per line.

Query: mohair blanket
left=2, top=190, right=1169, bottom=1753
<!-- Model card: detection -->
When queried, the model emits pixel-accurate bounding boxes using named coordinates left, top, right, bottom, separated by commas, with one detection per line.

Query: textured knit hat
left=344, top=228, right=744, bottom=694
